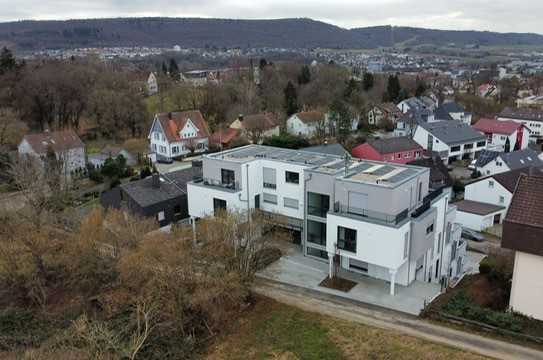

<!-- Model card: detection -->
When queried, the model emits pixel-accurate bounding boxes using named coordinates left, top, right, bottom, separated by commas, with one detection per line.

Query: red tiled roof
left=473, top=118, right=520, bottom=135
left=235, top=113, right=279, bottom=131
left=22, top=130, right=84, bottom=154
left=294, top=111, right=324, bottom=124
left=210, top=128, right=240, bottom=145
left=155, top=110, right=210, bottom=143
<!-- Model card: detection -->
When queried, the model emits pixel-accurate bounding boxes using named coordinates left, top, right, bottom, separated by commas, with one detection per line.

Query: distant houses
left=367, top=103, right=402, bottom=127
left=352, top=137, right=423, bottom=164
left=472, top=118, right=529, bottom=152
left=230, top=113, right=280, bottom=143
left=474, top=148, right=543, bottom=176
left=434, top=102, right=472, bottom=125
left=18, top=130, right=86, bottom=175
left=147, top=72, right=158, bottom=96
left=148, top=110, right=210, bottom=161
left=286, top=111, right=327, bottom=137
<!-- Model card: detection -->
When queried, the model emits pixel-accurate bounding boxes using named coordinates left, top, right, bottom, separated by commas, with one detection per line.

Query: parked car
left=468, top=159, right=477, bottom=170
left=461, top=228, right=485, bottom=242
left=156, top=154, right=174, bottom=164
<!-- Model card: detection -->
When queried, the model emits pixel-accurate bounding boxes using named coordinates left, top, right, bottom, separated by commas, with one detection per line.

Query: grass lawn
left=206, top=296, right=487, bottom=360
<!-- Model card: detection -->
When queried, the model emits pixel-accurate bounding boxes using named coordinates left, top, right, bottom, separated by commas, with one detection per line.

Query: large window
left=307, top=247, right=328, bottom=260
left=221, top=169, right=236, bottom=187
left=308, top=192, right=330, bottom=218
left=213, top=198, right=227, bottom=215
left=451, top=145, right=461, bottom=152
left=285, top=171, right=300, bottom=184
left=263, top=167, right=277, bottom=189
left=307, top=220, right=326, bottom=246
left=263, top=193, right=278, bottom=205
left=283, top=197, right=299, bottom=209
left=337, top=226, right=357, bottom=253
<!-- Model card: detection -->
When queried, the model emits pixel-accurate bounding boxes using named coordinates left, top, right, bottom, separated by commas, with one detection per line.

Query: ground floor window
left=172, top=146, right=179, bottom=154
left=307, top=220, right=326, bottom=246
left=349, top=258, right=368, bottom=273
left=213, top=198, right=227, bottom=215
left=337, top=226, right=357, bottom=253
left=307, top=247, right=328, bottom=260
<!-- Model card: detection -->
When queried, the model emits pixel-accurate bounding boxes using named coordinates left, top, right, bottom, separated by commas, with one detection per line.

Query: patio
left=258, top=248, right=441, bottom=315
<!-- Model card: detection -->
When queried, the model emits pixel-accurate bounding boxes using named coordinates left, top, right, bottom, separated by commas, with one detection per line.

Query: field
left=206, top=296, right=487, bottom=360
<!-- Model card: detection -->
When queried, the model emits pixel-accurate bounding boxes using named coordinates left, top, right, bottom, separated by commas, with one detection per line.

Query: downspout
left=438, top=195, right=449, bottom=287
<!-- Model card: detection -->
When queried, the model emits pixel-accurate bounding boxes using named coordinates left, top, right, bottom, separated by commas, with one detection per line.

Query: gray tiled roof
left=121, top=167, right=202, bottom=208
left=368, top=137, right=422, bottom=154
left=499, top=149, right=543, bottom=170
left=302, top=143, right=348, bottom=157
left=418, top=120, right=485, bottom=146
left=434, top=102, right=466, bottom=121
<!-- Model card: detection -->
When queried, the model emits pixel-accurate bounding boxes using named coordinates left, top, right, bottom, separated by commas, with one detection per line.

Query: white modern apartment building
left=187, top=145, right=465, bottom=295
left=498, top=107, right=543, bottom=143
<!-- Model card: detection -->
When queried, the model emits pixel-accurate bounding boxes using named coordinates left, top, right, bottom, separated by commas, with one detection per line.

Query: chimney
left=152, top=173, right=160, bottom=188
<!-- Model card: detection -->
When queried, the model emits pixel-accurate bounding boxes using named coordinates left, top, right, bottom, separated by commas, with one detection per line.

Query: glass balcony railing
left=333, top=202, right=408, bottom=226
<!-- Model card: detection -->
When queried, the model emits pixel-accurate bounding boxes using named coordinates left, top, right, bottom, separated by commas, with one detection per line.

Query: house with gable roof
left=473, top=118, right=529, bottom=152
left=286, top=111, right=327, bottom=137
left=148, top=110, right=210, bottom=160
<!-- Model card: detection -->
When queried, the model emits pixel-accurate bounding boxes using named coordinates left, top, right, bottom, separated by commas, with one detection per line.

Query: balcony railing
left=412, top=187, right=444, bottom=219
left=333, top=202, right=408, bottom=226
left=192, top=177, right=240, bottom=191
left=308, top=206, right=329, bottom=218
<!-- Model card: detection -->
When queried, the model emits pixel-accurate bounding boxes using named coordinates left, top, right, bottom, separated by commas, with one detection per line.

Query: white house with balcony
left=187, top=145, right=465, bottom=297
left=413, top=120, right=486, bottom=165
left=148, top=110, right=210, bottom=160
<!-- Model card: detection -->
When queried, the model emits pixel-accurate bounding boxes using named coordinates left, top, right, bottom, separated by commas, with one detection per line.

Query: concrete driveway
left=258, top=249, right=441, bottom=315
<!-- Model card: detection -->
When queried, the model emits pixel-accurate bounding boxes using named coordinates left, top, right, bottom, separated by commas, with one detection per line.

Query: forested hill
left=1, top=17, right=543, bottom=50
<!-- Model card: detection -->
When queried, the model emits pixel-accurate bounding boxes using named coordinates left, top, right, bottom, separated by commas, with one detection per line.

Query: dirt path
left=254, top=278, right=543, bottom=360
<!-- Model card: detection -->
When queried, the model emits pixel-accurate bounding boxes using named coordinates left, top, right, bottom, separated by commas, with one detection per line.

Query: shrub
left=479, top=257, right=495, bottom=275
left=254, top=247, right=282, bottom=271
left=262, top=133, right=309, bottom=149
left=453, top=179, right=465, bottom=193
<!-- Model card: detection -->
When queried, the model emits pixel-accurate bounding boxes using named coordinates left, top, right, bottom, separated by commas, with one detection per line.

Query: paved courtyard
left=258, top=247, right=441, bottom=315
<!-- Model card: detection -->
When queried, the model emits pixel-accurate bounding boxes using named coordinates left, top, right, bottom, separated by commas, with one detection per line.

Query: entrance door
left=255, top=194, right=260, bottom=209
left=494, top=213, right=501, bottom=224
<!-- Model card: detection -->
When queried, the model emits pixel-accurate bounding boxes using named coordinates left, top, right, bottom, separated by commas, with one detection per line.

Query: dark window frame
left=285, top=171, right=300, bottom=184
left=337, top=226, right=357, bottom=253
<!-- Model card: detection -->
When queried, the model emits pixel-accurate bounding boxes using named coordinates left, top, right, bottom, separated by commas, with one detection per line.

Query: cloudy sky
left=2, top=0, right=542, bottom=34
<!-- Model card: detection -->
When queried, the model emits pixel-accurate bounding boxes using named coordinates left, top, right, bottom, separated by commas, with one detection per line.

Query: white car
left=468, top=159, right=477, bottom=170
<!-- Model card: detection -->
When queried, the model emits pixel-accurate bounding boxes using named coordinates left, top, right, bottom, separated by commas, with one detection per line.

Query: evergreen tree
left=398, top=88, right=409, bottom=102
left=386, top=75, right=401, bottom=102
left=259, top=58, right=268, bottom=70
left=284, top=81, right=298, bottom=116
left=168, top=58, right=180, bottom=80
left=330, top=98, right=352, bottom=144
left=344, top=78, right=359, bottom=99
left=161, top=61, right=169, bottom=75
left=362, top=72, right=374, bottom=91
left=0, top=47, right=16, bottom=75
left=415, top=79, right=427, bottom=97
left=298, top=65, right=311, bottom=85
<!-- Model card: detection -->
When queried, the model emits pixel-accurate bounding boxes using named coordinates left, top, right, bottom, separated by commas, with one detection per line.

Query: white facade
left=464, top=178, right=512, bottom=211
left=18, top=138, right=86, bottom=175
left=149, top=116, right=208, bottom=159
left=413, top=126, right=486, bottom=165
left=455, top=210, right=501, bottom=232
left=497, top=116, right=543, bottom=143
left=286, top=114, right=321, bottom=137
left=147, top=72, right=158, bottom=96
left=509, top=251, right=543, bottom=321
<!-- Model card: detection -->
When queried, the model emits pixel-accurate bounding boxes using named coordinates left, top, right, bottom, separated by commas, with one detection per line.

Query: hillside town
left=2, top=22, right=543, bottom=359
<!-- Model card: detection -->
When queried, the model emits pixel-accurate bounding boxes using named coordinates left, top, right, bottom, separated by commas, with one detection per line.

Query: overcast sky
left=2, top=0, right=542, bottom=34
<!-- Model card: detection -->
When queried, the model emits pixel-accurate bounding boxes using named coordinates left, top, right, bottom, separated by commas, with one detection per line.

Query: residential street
left=254, top=278, right=543, bottom=360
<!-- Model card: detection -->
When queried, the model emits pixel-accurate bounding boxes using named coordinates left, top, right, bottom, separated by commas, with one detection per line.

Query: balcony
left=333, top=202, right=409, bottom=226
left=192, top=177, right=241, bottom=192
left=411, top=187, right=443, bottom=219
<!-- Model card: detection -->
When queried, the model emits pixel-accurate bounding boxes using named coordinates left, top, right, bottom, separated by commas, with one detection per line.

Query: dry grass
left=206, top=296, right=488, bottom=360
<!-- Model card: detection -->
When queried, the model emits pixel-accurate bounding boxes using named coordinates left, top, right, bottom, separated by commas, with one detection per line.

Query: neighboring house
left=394, top=109, right=435, bottom=137
left=286, top=111, right=326, bottom=137
left=397, top=97, right=429, bottom=114
left=352, top=137, right=423, bottom=164
left=454, top=200, right=505, bottom=232
left=18, top=130, right=86, bottom=175
left=459, top=167, right=543, bottom=231
left=148, top=110, right=210, bottom=160
left=367, top=103, right=402, bottom=127
left=187, top=145, right=465, bottom=295
left=147, top=72, right=158, bottom=96
left=478, top=83, right=499, bottom=98
left=434, top=102, right=472, bottom=125
left=230, top=113, right=280, bottom=143
left=413, top=120, right=487, bottom=165
left=516, top=95, right=543, bottom=108
left=88, top=145, right=137, bottom=168
left=302, top=143, right=348, bottom=157
left=473, top=118, right=529, bottom=152
left=498, top=107, right=543, bottom=143
left=210, top=128, right=241, bottom=149
left=475, top=148, right=543, bottom=176
left=408, top=156, right=453, bottom=195
left=502, top=174, right=543, bottom=321
left=101, top=166, right=202, bottom=228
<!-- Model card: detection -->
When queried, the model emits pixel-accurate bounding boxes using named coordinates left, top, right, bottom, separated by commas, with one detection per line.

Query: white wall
left=286, top=115, right=317, bottom=137
left=326, top=213, right=410, bottom=275
left=465, top=179, right=512, bottom=211
left=187, top=182, right=244, bottom=218
left=455, top=211, right=495, bottom=231
left=478, top=158, right=511, bottom=176
left=498, top=116, right=543, bottom=141
left=510, top=251, right=543, bottom=321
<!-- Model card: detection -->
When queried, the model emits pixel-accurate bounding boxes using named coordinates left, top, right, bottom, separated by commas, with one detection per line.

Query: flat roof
left=455, top=200, right=505, bottom=216
left=207, top=145, right=427, bottom=187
